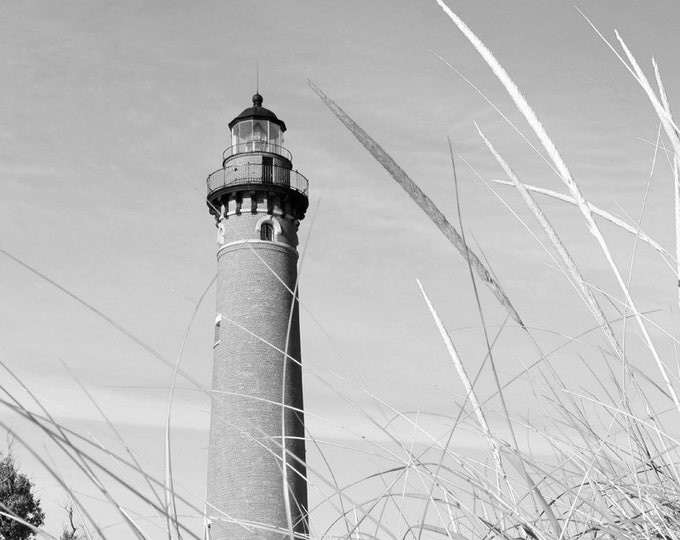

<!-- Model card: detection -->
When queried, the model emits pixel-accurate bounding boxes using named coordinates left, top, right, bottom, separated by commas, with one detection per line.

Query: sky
left=2, top=1, right=680, bottom=538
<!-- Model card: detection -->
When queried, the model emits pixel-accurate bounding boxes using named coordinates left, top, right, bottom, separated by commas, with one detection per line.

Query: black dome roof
left=228, top=94, right=287, bottom=132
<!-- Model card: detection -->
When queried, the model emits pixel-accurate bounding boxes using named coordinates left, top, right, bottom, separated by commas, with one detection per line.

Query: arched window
left=255, top=216, right=281, bottom=241
left=260, top=222, right=274, bottom=241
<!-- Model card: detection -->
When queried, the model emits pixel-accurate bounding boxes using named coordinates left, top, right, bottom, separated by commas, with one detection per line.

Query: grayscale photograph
left=1, top=2, right=679, bottom=539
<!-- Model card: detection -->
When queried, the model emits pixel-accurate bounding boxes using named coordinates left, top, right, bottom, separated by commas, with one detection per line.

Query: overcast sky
left=2, top=1, right=680, bottom=538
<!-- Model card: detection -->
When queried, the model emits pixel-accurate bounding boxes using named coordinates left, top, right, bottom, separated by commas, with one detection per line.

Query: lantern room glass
left=231, top=120, right=283, bottom=153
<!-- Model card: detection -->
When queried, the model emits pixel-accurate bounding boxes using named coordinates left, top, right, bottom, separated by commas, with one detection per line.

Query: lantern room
left=226, top=93, right=289, bottom=160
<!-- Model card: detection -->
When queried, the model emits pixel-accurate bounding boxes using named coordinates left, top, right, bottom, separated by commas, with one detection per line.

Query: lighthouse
left=205, top=94, right=309, bottom=539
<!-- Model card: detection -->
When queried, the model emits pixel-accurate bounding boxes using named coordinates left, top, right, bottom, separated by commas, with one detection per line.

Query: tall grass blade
left=0, top=247, right=207, bottom=392
left=652, top=59, right=680, bottom=306
left=488, top=179, right=672, bottom=261
left=416, top=281, right=506, bottom=485
left=451, top=144, right=571, bottom=540
left=59, top=360, right=166, bottom=519
left=165, top=276, right=215, bottom=540
left=308, top=80, right=524, bottom=329
left=476, top=126, right=624, bottom=358
left=433, top=0, right=680, bottom=416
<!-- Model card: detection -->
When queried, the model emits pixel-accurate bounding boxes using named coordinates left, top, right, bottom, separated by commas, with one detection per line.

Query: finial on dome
left=253, top=93, right=263, bottom=107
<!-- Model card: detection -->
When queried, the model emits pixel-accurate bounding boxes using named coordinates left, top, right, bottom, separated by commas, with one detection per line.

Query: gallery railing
left=207, top=163, right=309, bottom=198
left=222, top=142, right=292, bottom=162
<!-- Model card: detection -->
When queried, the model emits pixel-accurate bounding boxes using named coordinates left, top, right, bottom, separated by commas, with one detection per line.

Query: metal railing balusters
left=206, top=163, right=309, bottom=197
left=222, top=143, right=292, bottom=162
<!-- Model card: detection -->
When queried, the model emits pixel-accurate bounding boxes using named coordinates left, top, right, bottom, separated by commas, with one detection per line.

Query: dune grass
left=306, top=3, right=680, bottom=539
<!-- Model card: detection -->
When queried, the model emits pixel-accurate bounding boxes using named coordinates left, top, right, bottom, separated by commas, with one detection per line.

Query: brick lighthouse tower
left=205, top=93, right=309, bottom=539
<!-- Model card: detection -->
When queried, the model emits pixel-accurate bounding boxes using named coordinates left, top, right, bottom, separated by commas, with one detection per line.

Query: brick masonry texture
left=207, top=203, right=308, bottom=540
